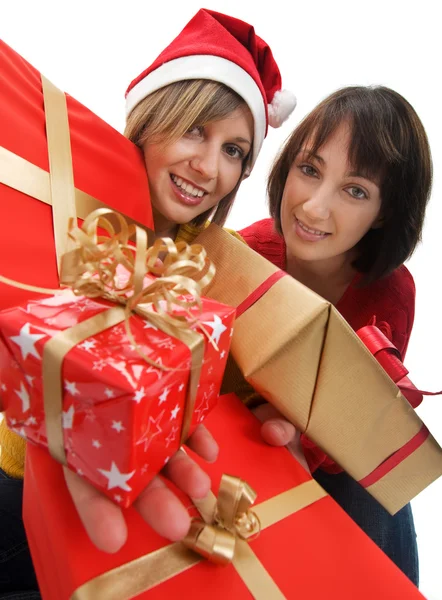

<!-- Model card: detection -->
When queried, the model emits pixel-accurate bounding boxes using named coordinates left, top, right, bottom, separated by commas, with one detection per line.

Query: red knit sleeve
left=370, top=266, right=416, bottom=359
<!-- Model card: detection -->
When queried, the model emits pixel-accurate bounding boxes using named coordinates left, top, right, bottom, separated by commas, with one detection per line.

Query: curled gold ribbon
left=185, top=474, right=260, bottom=565
left=2, top=208, right=216, bottom=464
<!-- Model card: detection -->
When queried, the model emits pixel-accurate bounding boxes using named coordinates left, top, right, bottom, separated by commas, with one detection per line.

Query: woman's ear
left=242, top=165, right=252, bottom=180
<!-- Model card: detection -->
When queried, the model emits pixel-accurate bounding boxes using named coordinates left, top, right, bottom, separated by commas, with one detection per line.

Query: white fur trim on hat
left=267, top=89, right=297, bottom=128
left=125, top=55, right=266, bottom=167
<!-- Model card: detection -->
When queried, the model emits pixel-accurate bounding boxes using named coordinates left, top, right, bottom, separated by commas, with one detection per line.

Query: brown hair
left=125, top=79, right=252, bottom=227
left=268, top=86, right=433, bottom=283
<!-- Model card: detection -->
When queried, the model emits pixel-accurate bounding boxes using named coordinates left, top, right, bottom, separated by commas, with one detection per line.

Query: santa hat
left=125, top=8, right=296, bottom=166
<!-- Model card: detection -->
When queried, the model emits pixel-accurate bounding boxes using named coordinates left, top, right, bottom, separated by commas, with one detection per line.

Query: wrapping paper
left=24, top=393, right=425, bottom=599
left=0, top=39, right=154, bottom=315
left=194, top=224, right=442, bottom=514
left=0, top=291, right=234, bottom=506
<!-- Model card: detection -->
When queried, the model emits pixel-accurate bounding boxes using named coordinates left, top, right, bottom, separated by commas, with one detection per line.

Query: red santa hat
left=125, top=8, right=296, bottom=166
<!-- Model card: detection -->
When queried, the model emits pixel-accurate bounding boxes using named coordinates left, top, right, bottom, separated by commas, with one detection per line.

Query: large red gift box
left=0, top=290, right=235, bottom=507
left=0, top=39, right=154, bottom=313
left=24, top=393, right=425, bottom=599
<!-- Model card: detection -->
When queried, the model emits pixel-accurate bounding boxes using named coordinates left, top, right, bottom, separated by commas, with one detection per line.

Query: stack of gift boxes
left=0, top=39, right=441, bottom=599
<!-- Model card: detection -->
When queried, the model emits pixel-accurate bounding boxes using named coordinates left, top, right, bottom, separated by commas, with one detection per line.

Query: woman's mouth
left=170, top=174, right=207, bottom=206
left=295, top=217, right=330, bottom=241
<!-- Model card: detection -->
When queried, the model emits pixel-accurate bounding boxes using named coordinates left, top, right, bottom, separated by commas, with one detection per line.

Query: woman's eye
left=347, top=186, right=368, bottom=200
left=300, top=164, right=318, bottom=177
left=224, top=145, right=244, bottom=159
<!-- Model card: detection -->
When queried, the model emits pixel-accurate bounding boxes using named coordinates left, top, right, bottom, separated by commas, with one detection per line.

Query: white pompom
left=268, top=89, right=297, bottom=128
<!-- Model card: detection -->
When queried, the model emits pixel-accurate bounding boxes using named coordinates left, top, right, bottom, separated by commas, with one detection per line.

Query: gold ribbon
left=0, top=69, right=214, bottom=464
left=4, top=208, right=215, bottom=465
left=0, top=74, right=154, bottom=275
left=71, top=476, right=328, bottom=600
left=185, top=474, right=260, bottom=565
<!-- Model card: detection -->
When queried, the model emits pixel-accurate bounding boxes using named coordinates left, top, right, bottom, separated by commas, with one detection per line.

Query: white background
left=2, top=1, right=441, bottom=598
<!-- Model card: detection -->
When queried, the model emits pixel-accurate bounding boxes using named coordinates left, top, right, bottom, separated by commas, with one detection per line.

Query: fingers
left=63, top=466, right=127, bottom=553
left=253, top=404, right=297, bottom=447
left=134, top=475, right=191, bottom=542
left=163, top=448, right=211, bottom=499
left=135, top=449, right=212, bottom=542
left=185, top=424, right=219, bottom=463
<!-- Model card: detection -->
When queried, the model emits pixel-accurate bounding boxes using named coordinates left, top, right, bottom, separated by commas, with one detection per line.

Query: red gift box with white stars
left=0, top=291, right=235, bottom=507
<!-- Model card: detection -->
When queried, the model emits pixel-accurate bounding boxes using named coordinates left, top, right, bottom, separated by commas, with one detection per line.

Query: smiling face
left=142, top=106, right=253, bottom=237
left=280, top=122, right=382, bottom=271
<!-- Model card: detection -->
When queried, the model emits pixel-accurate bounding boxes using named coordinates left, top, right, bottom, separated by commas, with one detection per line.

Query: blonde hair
left=125, top=80, right=252, bottom=227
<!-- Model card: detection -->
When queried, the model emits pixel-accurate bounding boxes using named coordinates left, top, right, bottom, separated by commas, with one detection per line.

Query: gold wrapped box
left=195, top=224, right=442, bottom=514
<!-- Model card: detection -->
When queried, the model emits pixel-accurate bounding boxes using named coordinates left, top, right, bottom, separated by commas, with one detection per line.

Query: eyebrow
left=347, top=170, right=379, bottom=185
left=299, top=149, right=324, bottom=165
left=234, top=137, right=252, bottom=146
left=300, top=149, right=379, bottom=186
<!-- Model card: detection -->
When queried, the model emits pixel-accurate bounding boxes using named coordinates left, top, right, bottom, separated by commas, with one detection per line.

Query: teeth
left=298, top=219, right=327, bottom=236
left=171, top=174, right=205, bottom=197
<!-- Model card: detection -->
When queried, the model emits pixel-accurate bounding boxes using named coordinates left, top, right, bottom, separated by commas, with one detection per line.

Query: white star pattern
left=77, top=468, right=84, bottom=476
left=65, top=381, right=80, bottom=396
left=93, top=359, right=107, bottom=371
left=92, top=439, right=102, bottom=449
left=10, top=323, right=46, bottom=361
left=104, top=388, right=115, bottom=399
left=45, top=318, right=59, bottom=326
left=25, top=415, right=37, bottom=426
left=202, top=315, right=227, bottom=346
left=1, top=383, right=7, bottom=392
left=9, top=418, right=17, bottom=426
left=157, top=338, right=176, bottom=350
left=143, top=321, right=158, bottom=331
left=208, top=366, right=214, bottom=375
left=170, top=404, right=180, bottom=420
left=25, top=376, right=34, bottom=387
left=144, top=358, right=164, bottom=380
left=39, top=293, right=76, bottom=307
left=78, top=340, right=97, bottom=352
left=165, top=426, right=179, bottom=448
left=133, top=387, right=146, bottom=403
left=195, top=393, right=210, bottom=423
left=15, top=382, right=30, bottom=413
left=220, top=350, right=226, bottom=359
left=136, top=410, right=164, bottom=452
left=158, top=387, right=171, bottom=405
left=111, top=420, right=125, bottom=433
left=62, top=405, right=75, bottom=429
left=98, top=462, right=135, bottom=492
left=178, top=383, right=185, bottom=392
left=84, top=405, right=97, bottom=422
left=141, top=463, right=149, bottom=474
left=114, top=494, right=122, bottom=503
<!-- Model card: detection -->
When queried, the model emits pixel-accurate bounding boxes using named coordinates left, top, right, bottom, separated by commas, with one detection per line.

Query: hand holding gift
left=0, top=210, right=236, bottom=550
left=62, top=424, right=218, bottom=552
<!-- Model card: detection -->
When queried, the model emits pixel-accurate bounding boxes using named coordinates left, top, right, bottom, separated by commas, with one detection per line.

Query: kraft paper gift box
left=193, top=224, right=442, bottom=514
left=23, top=392, right=426, bottom=599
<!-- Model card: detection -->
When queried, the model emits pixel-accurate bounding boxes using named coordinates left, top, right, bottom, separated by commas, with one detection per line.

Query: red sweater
left=239, top=218, right=416, bottom=474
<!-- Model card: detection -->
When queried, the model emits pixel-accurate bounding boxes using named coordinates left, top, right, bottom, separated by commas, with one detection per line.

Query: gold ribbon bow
left=71, top=475, right=329, bottom=600
left=184, top=474, right=261, bottom=565
left=1, top=207, right=215, bottom=466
